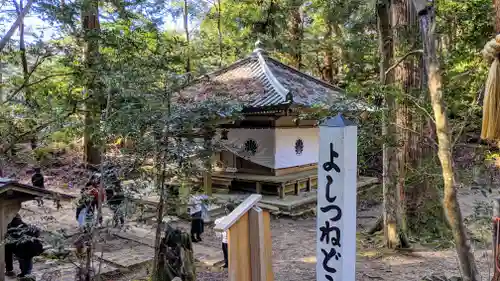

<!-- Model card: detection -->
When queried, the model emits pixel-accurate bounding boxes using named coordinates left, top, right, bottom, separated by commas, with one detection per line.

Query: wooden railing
left=214, top=194, right=274, bottom=281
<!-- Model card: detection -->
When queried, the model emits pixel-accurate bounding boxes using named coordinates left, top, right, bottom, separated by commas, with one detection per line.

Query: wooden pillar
left=0, top=201, right=5, bottom=281
left=203, top=130, right=215, bottom=196
left=255, top=182, right=262, bottom=194
left=249, top=207, right=265, bottom=281
left=492, top=197, right=500, bottom=281
left=228, top=213, right=251, bottom=281
left=278, top=184, right=285, bottom=199
left=203, top=171, right=212, bottom=196
left=0, top=199, right=18, bottom=281
left=306, top=178, right=312, bottom=192
left=262, top=210, right=274, bottom=281
left=294, top=181, right=300, bottom=195
left=215, top=195, right=273, bottom=281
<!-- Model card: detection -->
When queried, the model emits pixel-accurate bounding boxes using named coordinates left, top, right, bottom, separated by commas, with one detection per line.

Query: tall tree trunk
left=269, top=0, right=277, bottom=40
left=18, top=0, right=29, bottom=89
left=82, top=0, right=102, bottom=165
left=0, top=57, right=3, bottom=103
left=495, top=0, right=500, bottom=33
left=393, top=0, right=434, bottom=236
left=378, top=0, right=403, bottom=249
left=417, top=2, right=480, bottom=280
left=391, top=0, right=418, bottom=245
left=15, top=0, right=37, bottom=150
left=288, top=0, right=303, bottom=69
left=216, top=0, right=223, bottom=67
left=322, top=24, right=334, bottom=84
left=332, top=23, right=347, bottom=75
left=184, top=0, right=191, bottom=75
left=153, top=81, right=171, bottom=281
left=152, top=161, right=166, bottom=281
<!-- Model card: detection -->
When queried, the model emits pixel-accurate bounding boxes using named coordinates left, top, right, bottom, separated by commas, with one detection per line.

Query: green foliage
left=404, top=157, right=453, bottom=247
left=0, top=0, right=497, bottom=258
left=464, top=200, right=492, bottom=244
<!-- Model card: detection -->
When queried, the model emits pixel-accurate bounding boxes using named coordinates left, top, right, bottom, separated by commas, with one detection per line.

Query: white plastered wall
left=274, top=128, right=319, bottom=169
left=222, top=128, right=276, bottom=168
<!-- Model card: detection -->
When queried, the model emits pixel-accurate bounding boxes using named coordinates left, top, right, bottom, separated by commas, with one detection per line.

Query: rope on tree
left=480, top=35, right=500, bottom=140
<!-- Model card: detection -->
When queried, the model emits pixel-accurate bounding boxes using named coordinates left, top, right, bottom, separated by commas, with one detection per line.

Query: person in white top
left=189, top=193, right=209, bottom=242
left=214, top=203, right=235, bottom=268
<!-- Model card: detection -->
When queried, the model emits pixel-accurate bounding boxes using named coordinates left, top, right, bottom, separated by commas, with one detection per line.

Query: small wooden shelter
left=178, top=41, right=366, bottom=198
left=214, top=194, right=274, bottom=281
left=0, top=178, right=55, bottom=281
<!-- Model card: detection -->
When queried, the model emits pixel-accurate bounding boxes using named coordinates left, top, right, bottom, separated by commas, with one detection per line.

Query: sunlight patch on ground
left=413, top=250, right=456, bottom=258
left=357, top=250, right=384, bottom=259
left=382, top=256, right=424, bottom=266
left=299, top=256, right=316, bottom=263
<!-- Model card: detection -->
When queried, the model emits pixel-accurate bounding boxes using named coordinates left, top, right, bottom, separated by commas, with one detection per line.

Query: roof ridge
left=207, top=56, right=255, bottom=78
left=175, top=56, right=257, bottom=98
left=190, top=56, right=255, bottom=84
left=264, top=55, right=345, bottom=93
left=255, top=51, right=289, bottom=101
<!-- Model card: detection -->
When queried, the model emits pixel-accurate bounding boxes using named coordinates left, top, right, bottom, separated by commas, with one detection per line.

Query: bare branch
left=3, top=72, right=77, bottom=104
left=393, top=122, right=438, bottom=148
left=0, top=102, right=78, bottom=154
left=451, top=108, right=475, bottom=148
left=384, top=49, right=423, bottom=77
left=0, top=0, right=34, bottom=52
left=400, top=92, right=435, bottom=122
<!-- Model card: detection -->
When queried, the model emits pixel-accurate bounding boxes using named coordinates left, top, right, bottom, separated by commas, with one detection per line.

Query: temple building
left=179, top=42, right=364, bottom=199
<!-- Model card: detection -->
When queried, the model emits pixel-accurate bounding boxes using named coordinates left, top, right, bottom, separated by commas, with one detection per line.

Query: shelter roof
left=178, top=42, right=362, bottom=110
left=0, top=178, right=56, bottom=198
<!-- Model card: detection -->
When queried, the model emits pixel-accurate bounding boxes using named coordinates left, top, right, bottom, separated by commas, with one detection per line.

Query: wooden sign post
left=492, top=198, right=500, bottom=281
left=316, top=114, right=358, bottom=281
left=214, top=194, right=274, bottom=281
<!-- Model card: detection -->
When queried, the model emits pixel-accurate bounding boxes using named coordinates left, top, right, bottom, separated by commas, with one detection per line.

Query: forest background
left=0, top=0, right=499, bottom=280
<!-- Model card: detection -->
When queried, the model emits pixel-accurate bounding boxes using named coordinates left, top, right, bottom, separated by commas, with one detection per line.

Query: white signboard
left=316, top=114, right=358, bottom=281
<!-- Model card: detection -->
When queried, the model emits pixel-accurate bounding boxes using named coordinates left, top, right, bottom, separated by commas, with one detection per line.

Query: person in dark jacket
left=31, top=168, right=44, bottom=188
left=107, top=182, right=125, bottom=227
left=31, top=168, right=45, bottom=207
left=5, top=214, right=43, bottom=278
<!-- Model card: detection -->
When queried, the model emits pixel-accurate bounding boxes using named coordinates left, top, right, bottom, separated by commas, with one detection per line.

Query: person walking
left=214, top=203, right=235, bottom=268
left=31, top=168, right=45, bottom=207
left=188, top=193, right=208, bottom=242
left=107, top=182, right=125, bottom=227
left=76, top=181, right=104, bottom=227
left=5, top=214, right=43, bottom=278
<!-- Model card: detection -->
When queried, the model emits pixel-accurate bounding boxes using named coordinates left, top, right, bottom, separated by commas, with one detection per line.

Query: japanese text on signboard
left=319, top=143, right=342, bottom=281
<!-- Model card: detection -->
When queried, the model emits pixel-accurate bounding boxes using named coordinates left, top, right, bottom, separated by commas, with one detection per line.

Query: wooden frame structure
left=214, top=194, right=274, bottom=281
left=213, top=169, right=318, bottom=199
left=0, top=178, right=57, bottom=281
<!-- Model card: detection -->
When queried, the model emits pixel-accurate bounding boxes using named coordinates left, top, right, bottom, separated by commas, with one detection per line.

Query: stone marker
left=316, top=114, right=358, bottom=281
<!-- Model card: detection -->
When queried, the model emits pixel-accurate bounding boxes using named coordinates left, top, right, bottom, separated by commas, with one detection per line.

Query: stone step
left=206, top=204, right=225, bottom=223
left=94, top=245, right=154, bottom=268
left=6, top=260, right=117, bottom=281
left=214, top=197, right=280, bottom=214
left=112, top=227, right=224, bottom=267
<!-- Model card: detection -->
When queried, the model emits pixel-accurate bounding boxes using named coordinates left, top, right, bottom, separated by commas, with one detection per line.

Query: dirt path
left=195, top=215, right=494, bottom=281
left=195, top=186, right=496, bottom=281
left=5, top=151, right=498, bottom=281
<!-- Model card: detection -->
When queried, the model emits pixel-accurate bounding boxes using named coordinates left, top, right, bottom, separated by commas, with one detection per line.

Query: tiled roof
left=0, top=178, right=60, bottom=197
left=178, top=44, right=349, bottom=109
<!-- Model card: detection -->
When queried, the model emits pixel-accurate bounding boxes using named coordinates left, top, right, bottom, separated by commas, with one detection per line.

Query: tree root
left=367, top=215, right=383, bottom=235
